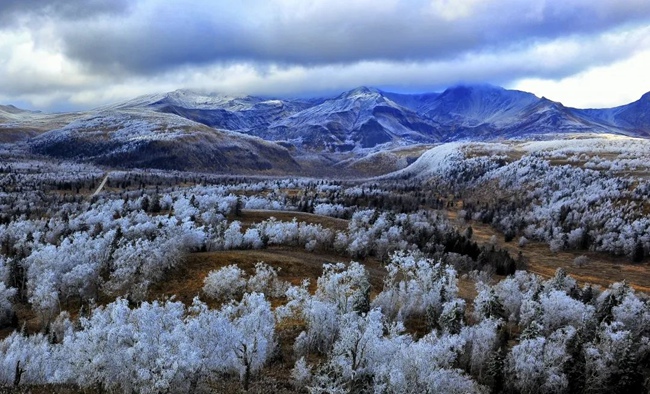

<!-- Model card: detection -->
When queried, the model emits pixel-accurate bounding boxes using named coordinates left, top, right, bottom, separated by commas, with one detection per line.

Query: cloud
left=8, top=26, right=649, bottom=112
left=54, top=0, right=650, bottom=74
left=1, top=0, right=650, bottom=111
left=512, top=49, right=650, bottom=108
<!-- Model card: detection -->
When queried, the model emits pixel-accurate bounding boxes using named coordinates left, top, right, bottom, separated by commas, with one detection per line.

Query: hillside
left=0, top=106, right=73, bottom=143
left=28, top=109, right=300, bottom=173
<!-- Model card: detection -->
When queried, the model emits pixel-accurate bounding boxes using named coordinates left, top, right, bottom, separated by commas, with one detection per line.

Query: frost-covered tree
left=506, top=327, right=576, bottom=394
left=373, top=251, right=458, bottom=323
left=374, top=332, right=482, bottom=394
left=222, top=292, right=276, bottom=390
left=439, top=299, right=466, bottom=335
left=459, top=318, right=502, bottom=381
left=491, top=271, right=541, bottom=325
left=0, top=332, right=54, bottom=386
left=292, top=297, right=340, bottom=355
left=246, top=262, right=287, bottom=298
left=223, top=221, right=244, bottom=250
left=473, top=285, right=506, bottom=321
left=611, top=291, right=650, bottom=338
left=314, top=309, right=387, bottom=391
left=0, top=283, right=16, bottom=327
left=537, top=290, right=595, bottom=334
left=243, top=228, right=264, bottom=249
left=584, top=323, right=646, bottom=394
left=203, top=265, right=247, bottom=300
left=291, top=357, right=312, bottom=389
left=315, top=262, right=370, bottom=315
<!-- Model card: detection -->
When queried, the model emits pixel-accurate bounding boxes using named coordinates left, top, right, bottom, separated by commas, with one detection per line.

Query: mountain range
left=113, top=84, right=650, bottom=148
left=2, top=84, right=649, bottom=174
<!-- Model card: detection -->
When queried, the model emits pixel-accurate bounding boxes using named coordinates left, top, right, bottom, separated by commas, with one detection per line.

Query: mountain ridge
left=2, top=84, right=650, bottom=174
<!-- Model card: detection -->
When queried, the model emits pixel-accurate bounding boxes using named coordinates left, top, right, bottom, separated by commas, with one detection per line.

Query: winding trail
left=90, top=172, right=110, bottom=197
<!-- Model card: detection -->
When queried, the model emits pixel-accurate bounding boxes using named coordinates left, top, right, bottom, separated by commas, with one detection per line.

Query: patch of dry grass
left=148, top=246, right=387, bottom=307
left=237, top=209, right=350, bottom=232
left=447, top=209, right=650, bottom=293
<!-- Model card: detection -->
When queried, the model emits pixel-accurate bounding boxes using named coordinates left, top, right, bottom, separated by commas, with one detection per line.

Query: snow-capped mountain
left=265, top=86, right=443, bottom=151
left=113, top=84, right=646, bottom=150
left=115, top=89, right=318, bottom=134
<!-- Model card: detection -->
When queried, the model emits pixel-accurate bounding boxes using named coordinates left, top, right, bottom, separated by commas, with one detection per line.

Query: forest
left=1, top=139, right=650, bottom=393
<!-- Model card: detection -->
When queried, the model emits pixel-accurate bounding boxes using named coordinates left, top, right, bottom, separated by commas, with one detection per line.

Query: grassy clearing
left=236, top=209, right=349, bottom=232
left=447, top=209, right=650, bottom=292
left=148, top=247, right=386, bottom=306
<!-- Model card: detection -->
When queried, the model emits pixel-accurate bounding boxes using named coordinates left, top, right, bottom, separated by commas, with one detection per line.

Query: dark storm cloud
left=54, top=0, right=650, bottom=76
left=0, top=0, right=131, bottom=25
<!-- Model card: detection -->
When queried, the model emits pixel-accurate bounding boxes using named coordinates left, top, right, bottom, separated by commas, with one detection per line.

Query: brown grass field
left=149, top=247, right=386, bottom=306
left=237, top=209, right=350, bottom=232
left=446, top=209, right=650, bottom=293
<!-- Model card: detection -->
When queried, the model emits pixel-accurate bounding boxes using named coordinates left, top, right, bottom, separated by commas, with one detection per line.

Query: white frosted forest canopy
left=1, top=138, right=650, bottom=392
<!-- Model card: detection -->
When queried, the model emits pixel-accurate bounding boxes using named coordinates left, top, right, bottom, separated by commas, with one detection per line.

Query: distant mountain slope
left=500, top=97, right=615, bottom=137
left=578, top=92, right=650, bottom=137
left=0, top=105, right=76, bottom=143
left=114, top=89, right=317, bottom=133
left=266, top=87, right=444, bottom=151
left=417, top=85, right=622, bottom=140
left=29, top=109, right=300, bottom=173
left=422, top=85, right=539, bottom=127
left=0, top=104, right=31, bottom=117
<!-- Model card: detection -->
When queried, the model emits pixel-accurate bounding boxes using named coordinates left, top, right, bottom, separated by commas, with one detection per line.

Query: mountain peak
left=0, top=104, right=31, bottom=114
left=539, top=96, right=566, bottom=108
left=340, top=86, right=383, bottom=99
left=640, top=91, right=650, bottom=101
left=442, top=83, right=503, bottom=94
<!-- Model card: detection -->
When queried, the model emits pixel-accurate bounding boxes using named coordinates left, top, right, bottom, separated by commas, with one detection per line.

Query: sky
left=1, top=0, right=650, bottom=112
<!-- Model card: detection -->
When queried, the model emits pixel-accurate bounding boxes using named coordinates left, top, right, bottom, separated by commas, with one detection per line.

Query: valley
left=1, top=86, right=650, bottom=393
